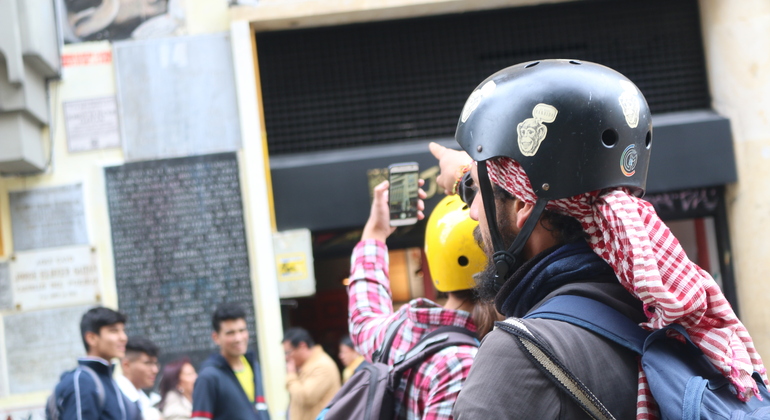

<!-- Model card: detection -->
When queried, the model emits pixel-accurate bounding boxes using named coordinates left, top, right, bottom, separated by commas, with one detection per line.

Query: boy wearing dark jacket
left=53, top=306, right=141, bottom=420
left=192, top=303, right=269, bottom=420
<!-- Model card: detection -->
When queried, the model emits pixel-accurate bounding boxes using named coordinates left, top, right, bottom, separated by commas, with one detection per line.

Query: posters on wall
left=9, top=184, right=88, bottom=252
left=57, top=0, right=185, bottom=44
left=63, top=96, right=121, bottom=152
left=10, top=245, right=101, bottom=312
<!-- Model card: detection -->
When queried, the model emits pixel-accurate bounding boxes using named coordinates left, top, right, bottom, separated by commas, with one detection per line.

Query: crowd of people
left=50, top=59, right=767, bottom=420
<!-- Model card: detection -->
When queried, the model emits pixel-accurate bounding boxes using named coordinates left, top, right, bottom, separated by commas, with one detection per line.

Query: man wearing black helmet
left=431, top=59, right=765, bottom=419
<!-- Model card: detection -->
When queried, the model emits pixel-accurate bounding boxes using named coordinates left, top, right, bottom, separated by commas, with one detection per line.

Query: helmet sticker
left=618, top=80, right=640, bottom=129
left=461, top=80, right=496, bottom=123
left=517, top=103, right=558, bottom=157
left=621, top=144, right=638, bottom=177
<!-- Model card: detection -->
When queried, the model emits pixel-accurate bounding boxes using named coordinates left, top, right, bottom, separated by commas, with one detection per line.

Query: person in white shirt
left=116, top=336, right=163, bottom=420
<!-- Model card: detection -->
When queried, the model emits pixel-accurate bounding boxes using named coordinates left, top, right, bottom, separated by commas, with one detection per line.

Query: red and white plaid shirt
left=348, top=239, right=477, bottom=420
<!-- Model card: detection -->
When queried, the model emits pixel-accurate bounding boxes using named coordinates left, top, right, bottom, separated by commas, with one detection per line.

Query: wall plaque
left=64, top=96, right=121, bottom=152
left=9, top=184, right=88, bottom=251
left=5, top=305, right=88, bottom=394
left=10, top=245, right=101, bottom=311
left=113, top=33, right=241, bottom=161
left=273, top=229, right=316, bottom=298
left=0, top=262, right=12, bottom=310
left=0, top=323, right=6, bottom=397
left=105, top=153, right=257, bottom=367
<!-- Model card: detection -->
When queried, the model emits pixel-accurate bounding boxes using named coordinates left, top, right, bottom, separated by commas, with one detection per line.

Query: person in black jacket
left=191, top=303, right=270, bottom=420
left=53, top=306, right=141, bottom=420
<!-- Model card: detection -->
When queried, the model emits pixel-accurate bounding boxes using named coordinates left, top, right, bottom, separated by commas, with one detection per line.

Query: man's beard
left=473, top=216, right=519, bottom=302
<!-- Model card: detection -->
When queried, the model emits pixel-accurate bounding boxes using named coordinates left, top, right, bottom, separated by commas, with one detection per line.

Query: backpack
left=317, top=319, right=479, bottom=420
left=499, top=294, right=770, bottom=420
left=46, top=365, right=105, bottom=420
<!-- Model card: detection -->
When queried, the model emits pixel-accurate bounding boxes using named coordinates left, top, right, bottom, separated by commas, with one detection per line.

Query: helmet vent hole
left=525, top=61, right=540, bottom=68
left=458, top=256, right=469, bottom=267
left=569, top=60, right=582, bottom=65
left=645, top=131, right=652, bottom=149
left=461, top=204, right=469, bottom=210
left=601, top=129, right=618, bottom=147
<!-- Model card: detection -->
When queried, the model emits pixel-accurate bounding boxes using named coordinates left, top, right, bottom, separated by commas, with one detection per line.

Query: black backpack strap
left=388, top=326, right=479, bottom=389
left=372, top=317, right=407, bottom=363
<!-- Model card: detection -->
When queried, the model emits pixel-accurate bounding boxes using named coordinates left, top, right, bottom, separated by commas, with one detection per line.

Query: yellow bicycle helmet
left=425, top=195, right=487, bottom=292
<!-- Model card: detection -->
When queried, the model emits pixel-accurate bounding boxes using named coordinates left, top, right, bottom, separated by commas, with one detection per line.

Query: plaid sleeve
left=348, top=239, right=401, bottom=359
left=414, top=346, right=477, bottom=420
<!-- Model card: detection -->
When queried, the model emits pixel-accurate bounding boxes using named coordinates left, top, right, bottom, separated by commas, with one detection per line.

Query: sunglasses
left=457, top=171, right=477, bottom=206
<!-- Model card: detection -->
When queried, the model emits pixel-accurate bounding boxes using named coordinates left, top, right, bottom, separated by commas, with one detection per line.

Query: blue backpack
left=498, top=295, right=770, bottom=420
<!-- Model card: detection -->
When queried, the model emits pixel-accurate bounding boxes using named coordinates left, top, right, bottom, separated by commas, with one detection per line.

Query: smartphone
left=388, top=162, right=420, bottom=226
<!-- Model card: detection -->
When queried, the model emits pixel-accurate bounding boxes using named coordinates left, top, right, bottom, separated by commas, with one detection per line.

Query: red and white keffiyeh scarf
left=486, top=157, right=767, bottom=419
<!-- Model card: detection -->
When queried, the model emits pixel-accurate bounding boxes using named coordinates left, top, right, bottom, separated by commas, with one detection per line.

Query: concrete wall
left=700, top=0, right=770, bottom=357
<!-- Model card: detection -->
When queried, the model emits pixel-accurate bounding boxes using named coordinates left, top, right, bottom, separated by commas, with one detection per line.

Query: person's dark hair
left=125, top=336, right=160, bottom=359
left=282, top=327, right=315, bottom=348
left=339, top=335, right=354, bottom=350
left=212, top=302, right=247, bottom=332
left=158, top=357, right=191, bottom=410
left=449, top=289, right=500, bottom=340
left=80, top=306, right=127, bottom=351
left=540, top=209, right=588, bottom=244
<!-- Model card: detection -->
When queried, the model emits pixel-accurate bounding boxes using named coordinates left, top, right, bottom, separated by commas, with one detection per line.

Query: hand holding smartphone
left=388, top=162, right=420, bottom=226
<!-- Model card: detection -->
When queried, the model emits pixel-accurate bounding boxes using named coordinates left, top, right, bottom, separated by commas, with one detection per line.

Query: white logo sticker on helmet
left=618, top=80, right=640, bottom=129
left=621, top=144, right=638, bottom=177
left=517, top=103, right=558, bottom=157
left=461, top=80, right=496, bottom=123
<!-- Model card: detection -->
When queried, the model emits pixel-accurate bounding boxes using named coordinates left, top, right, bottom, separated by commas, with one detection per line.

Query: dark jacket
left=454, top=242, right=645, bottom=420
left=55, top=357, right=141, bottom=420
left=191, top=351, right=270, bottom=420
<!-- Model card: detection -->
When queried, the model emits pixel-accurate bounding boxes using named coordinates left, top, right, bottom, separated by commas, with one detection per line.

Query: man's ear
left=211, top=331, right=220, bottom=346
left=85, top=331, right=99, bottom=349
left=514, top=200, right=535, bottom=230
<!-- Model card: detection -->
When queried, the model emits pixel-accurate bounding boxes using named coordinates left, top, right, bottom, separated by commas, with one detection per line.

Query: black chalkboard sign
left=105, top=153, right=258, bottom=370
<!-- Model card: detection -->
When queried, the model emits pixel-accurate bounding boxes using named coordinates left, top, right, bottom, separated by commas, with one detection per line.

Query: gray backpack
left=46, top=365, right=105, bottom=420
left=317, top=320, right=478, bottom=420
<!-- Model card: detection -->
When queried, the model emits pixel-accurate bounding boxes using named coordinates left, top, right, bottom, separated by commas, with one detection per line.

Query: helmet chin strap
left=477, top=161, right=549, bottom=291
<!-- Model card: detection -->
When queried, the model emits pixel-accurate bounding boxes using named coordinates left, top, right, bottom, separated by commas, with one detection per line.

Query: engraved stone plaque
left=9, top=184, right=88, bottom=251
left=0, top=324, right=6, bottom=397
left=64, top=96, right=121, bottom=152
left=105, top=153, right=257, bottom=367
left=0, top=261, right=12, bottom=310
left=113, top=33, right=241, bottom=162
left=10, top=246, right=101, bottom=311
left=5, top=306, right=88, bottom=394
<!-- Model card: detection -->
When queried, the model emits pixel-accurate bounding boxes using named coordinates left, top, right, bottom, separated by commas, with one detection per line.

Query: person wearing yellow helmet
left=424, top=195, right=499, bottom=338
left=347, top=180, right=496, bottom=420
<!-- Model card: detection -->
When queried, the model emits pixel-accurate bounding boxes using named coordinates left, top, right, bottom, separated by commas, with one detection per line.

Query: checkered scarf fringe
left=487, top=157, right=767, bottom=419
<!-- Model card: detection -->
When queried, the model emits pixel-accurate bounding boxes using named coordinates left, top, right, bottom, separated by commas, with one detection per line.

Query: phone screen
left=388, top=163, right=419, bottom=226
